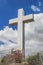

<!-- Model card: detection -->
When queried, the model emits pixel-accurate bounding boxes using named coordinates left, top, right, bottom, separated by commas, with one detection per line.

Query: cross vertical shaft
left=17, top=9, right=25, bottom=60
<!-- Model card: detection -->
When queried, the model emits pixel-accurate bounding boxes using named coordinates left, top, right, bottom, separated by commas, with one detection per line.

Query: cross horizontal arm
left=9, top=18, right=18, bottom=25
left=23, top=14, right=34, bottom=23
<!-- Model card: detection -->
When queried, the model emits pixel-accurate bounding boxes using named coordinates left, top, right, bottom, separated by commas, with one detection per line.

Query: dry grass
left=8, top=63, right=16, bottom=65
left=8, top=63, right=21, bottom=65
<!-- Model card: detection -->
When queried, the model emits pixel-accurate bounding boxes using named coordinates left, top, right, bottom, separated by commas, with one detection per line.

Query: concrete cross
left=9, top=8, right=34, bottom=60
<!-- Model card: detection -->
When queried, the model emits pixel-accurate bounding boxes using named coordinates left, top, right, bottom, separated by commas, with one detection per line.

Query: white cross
left=9, top=8, right=34, bottom=60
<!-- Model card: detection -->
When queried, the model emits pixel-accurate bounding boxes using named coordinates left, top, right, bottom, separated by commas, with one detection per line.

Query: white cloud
left=0, top=13, right=43, bottom=56
left=0, top=26, right=17, bottom=56
left=25, top=13, right=43, bottom=56
left=31, top=5, right=40, bottom=12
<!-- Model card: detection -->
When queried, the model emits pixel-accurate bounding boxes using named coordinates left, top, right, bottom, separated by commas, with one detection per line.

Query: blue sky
left=0, top=0, right=43, bottom=30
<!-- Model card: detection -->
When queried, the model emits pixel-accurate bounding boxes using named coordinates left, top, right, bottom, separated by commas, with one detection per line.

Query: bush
left=27, top=53, right=42, bottom=65
left=1, top=56, right=8, bottom=65
left=14, top=50, right=23, bottom=63
left=1, top=57, right=5, bottom=63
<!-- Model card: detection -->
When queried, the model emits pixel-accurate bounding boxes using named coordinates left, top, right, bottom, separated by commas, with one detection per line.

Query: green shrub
left=27, top=53, right=42, bottom=65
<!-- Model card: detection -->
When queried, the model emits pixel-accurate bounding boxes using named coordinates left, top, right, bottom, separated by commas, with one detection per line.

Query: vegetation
left=1, top=56, right=8, bottom=65
left=27, top=53, right=43, bottom=65
left=14, top=50, right=23, bottom=63
left=1, top=50, right=23, bottom=64
left=0, top=50, right=43, bottom=65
